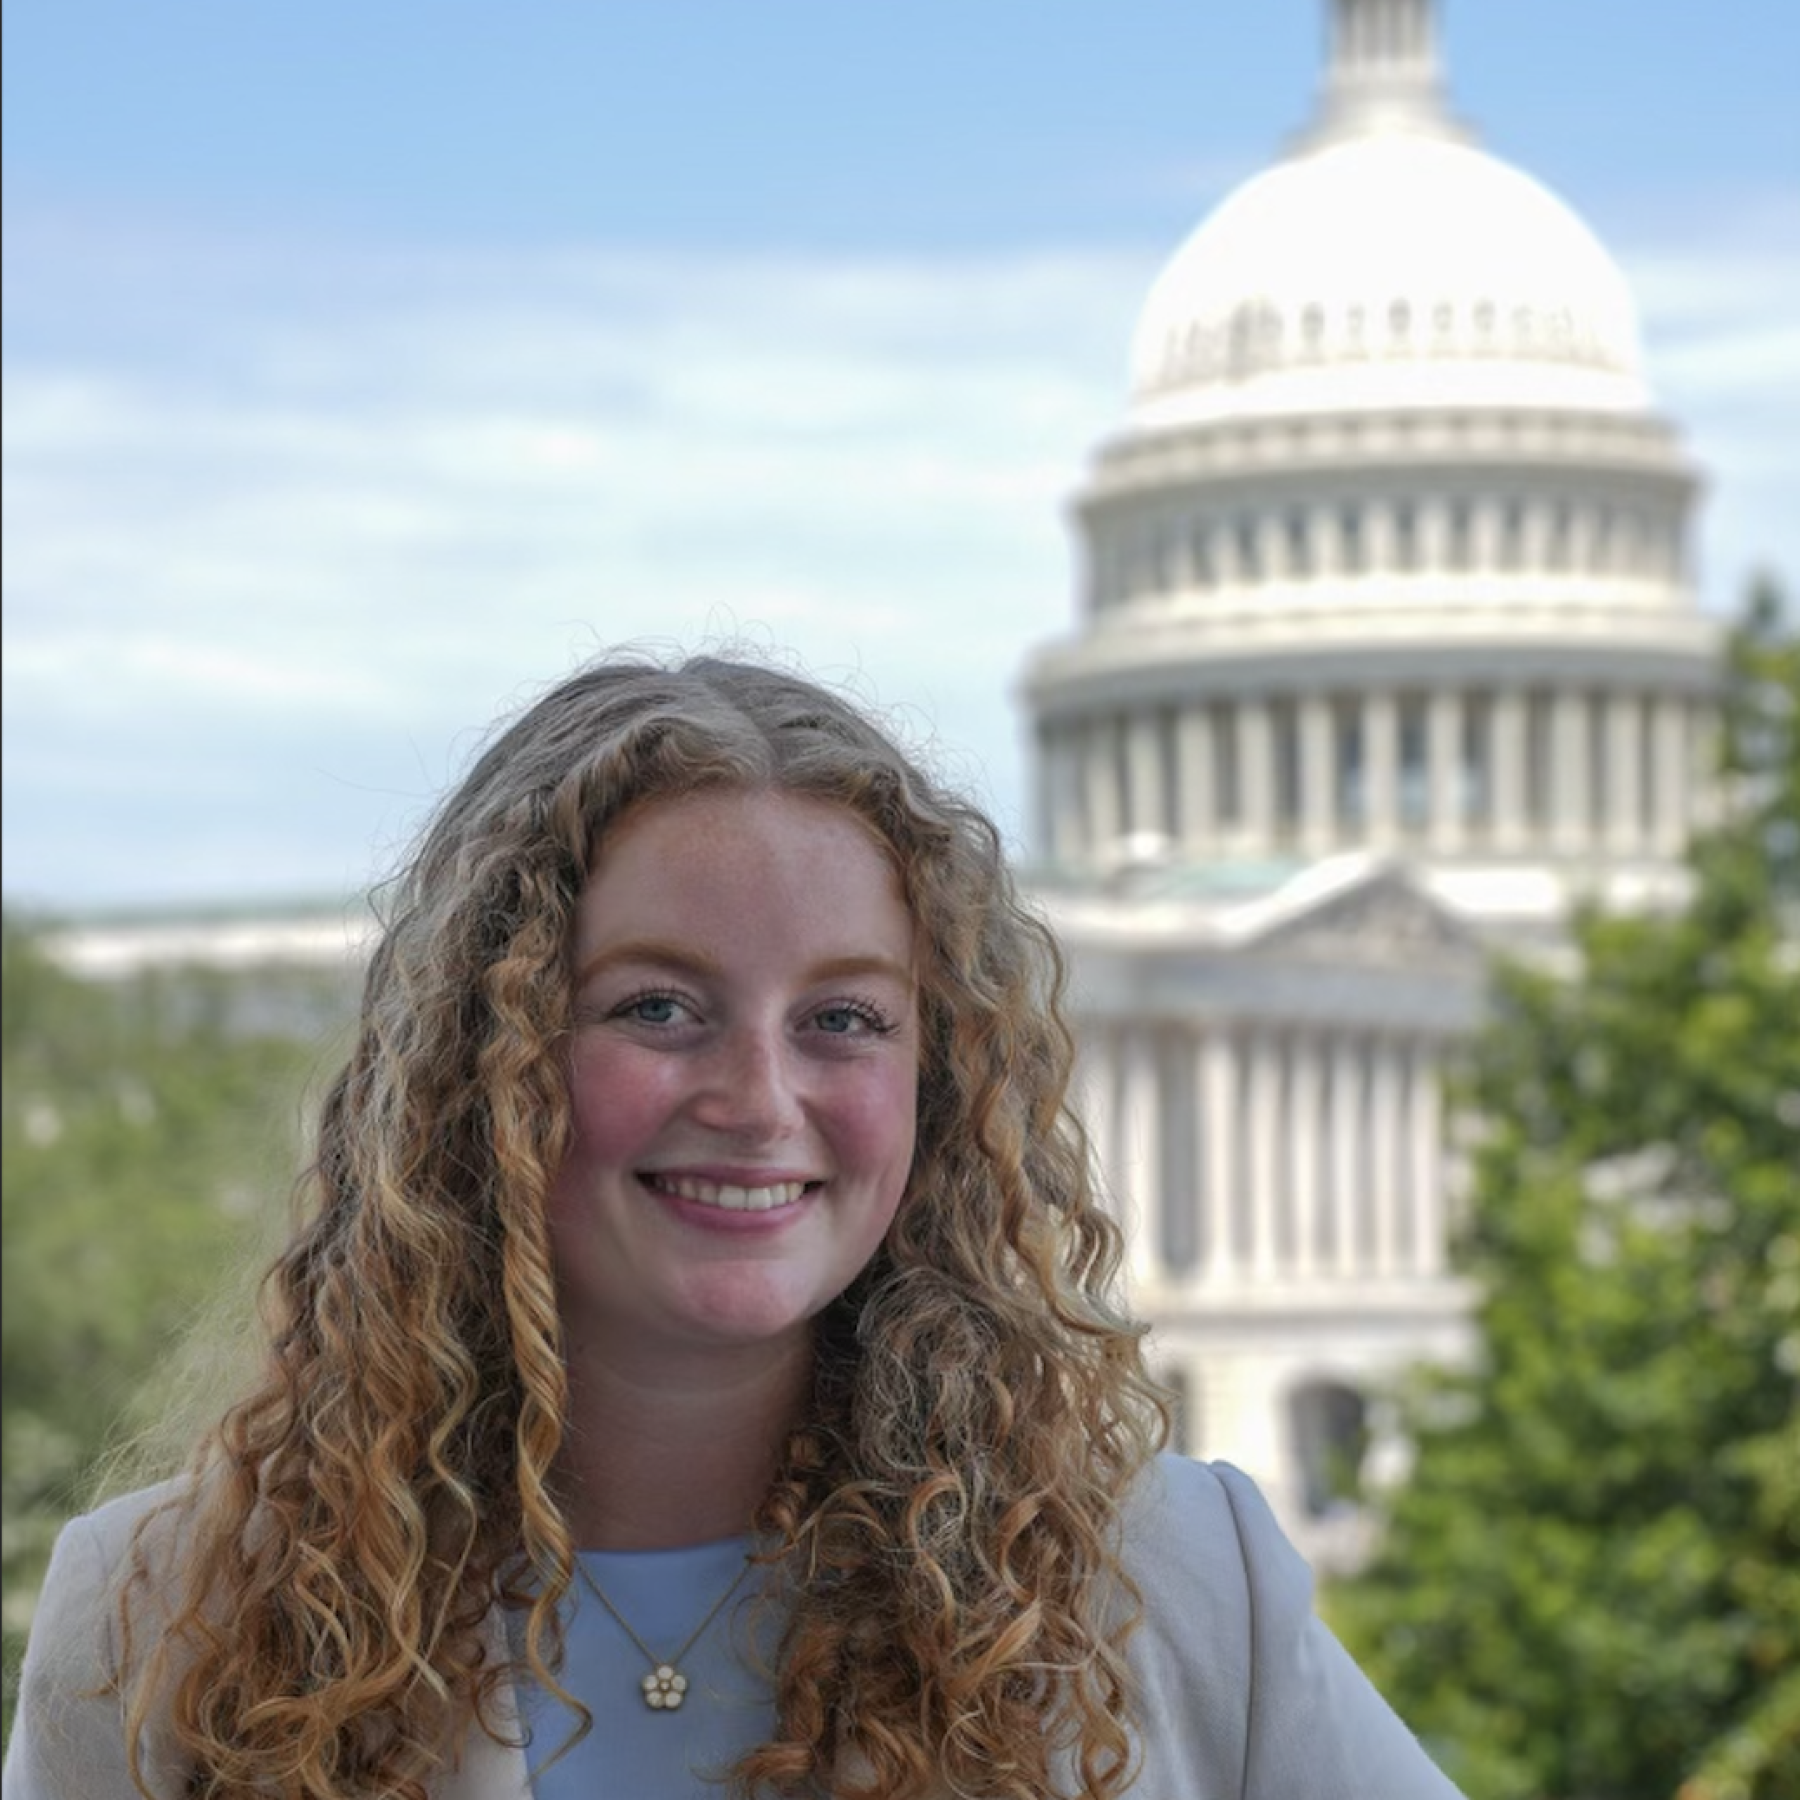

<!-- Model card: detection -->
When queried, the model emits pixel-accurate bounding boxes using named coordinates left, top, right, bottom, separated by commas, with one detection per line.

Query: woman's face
left=546, top=787, right=920, bottom=1369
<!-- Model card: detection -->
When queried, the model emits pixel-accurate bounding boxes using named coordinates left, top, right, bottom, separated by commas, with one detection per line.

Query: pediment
left=1249, top=869, right=1478, bottom=965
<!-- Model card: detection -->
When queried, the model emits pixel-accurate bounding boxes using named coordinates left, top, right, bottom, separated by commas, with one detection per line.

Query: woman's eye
left=614, top=992, right=688, bottom=1026
left=814, top=1003, right=889, bottom=1037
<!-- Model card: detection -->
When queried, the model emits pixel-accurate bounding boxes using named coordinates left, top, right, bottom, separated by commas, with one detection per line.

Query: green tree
left=1, top=921, right=341, bottom=1745
left=1333, top=577, right=1800, bottom=1799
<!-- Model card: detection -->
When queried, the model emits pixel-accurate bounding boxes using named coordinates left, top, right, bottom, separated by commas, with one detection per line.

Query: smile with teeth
left=646, top=1173, right=813, bottom=1212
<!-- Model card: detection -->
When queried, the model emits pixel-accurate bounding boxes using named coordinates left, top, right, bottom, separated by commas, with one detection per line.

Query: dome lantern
left=1295, top=0, right=1467, bottom=150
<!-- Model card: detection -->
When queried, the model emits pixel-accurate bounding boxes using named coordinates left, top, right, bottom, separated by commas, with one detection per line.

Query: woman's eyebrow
left=572, top=945, right=914, bottom=989
left=572, top=940, right=721, bottom=987
left=804, top=955, right=915, bottom=988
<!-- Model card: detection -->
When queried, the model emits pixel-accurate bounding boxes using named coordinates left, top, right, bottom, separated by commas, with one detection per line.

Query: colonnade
left=1090, top=488, right=1684, bottom=612
left=1041, top=682, right=1704, bottom=867
left=1073, top=1020, right=1447, bottom=1290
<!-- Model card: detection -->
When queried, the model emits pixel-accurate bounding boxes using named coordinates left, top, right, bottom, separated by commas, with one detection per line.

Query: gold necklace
left=574, top=1551, right=755, bottom=1711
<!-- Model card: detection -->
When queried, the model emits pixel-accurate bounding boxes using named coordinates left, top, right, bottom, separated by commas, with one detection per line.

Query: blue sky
left=5, top=1, right=1798, bottom=911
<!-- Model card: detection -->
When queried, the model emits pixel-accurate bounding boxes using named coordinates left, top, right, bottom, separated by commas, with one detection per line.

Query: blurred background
left=4, top=3, right=1797, bottom=1793
left=5, top=0, right=1796, bottom=909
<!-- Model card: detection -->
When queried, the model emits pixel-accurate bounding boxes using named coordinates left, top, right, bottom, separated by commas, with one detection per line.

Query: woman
left=5, top=655, right=1462, bottom=1799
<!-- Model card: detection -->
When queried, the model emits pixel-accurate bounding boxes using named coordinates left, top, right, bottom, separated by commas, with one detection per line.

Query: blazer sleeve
left=1122, top=1454, right=1464, bottom=1800
left=2, top=1490, right=188, bottom=1800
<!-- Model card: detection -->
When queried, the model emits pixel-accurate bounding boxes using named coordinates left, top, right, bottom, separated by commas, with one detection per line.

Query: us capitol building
left=1019, top=0, right=1719, bottom=1556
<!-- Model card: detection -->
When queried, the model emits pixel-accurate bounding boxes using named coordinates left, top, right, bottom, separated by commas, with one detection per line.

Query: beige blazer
left=3, top=1457, right=1464, bottom=1799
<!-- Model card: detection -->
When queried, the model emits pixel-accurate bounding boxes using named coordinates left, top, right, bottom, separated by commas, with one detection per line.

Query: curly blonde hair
left=120, top=654, right=1166, bottom=1799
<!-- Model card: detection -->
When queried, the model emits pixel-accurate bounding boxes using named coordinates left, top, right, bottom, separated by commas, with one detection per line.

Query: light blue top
left=511, top=1536, right=779, bottom=1799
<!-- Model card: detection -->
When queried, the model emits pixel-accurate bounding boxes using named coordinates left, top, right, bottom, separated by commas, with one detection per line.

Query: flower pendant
left=642, top=1664, right=689, bottom=1710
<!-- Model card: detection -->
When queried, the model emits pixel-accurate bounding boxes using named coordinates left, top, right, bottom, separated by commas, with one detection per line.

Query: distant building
left=1018, top=0, right=1718, bottom=1560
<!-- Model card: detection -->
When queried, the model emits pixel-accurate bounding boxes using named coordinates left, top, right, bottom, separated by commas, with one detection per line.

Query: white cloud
left=3, top=205, right=1795, bottom=911
left=2, top=227, right=1139, bottom=908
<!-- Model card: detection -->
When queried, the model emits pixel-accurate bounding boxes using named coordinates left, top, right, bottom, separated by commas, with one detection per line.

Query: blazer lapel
left=437, top=1700, right=533, bottom=1800
left=436, top=1614, right=534, bottom=1800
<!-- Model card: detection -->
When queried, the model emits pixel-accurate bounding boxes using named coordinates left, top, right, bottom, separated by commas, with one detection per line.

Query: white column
left=1084, top=719, right=1121, bottom=855
left=1569, top=501, right=1597, bottom=575
left=1199, top=1029, right=1239, bottom=1282
left=1688, top=699, right=1717, bottom=836
left=1044, top=729, right=1083, bottom=866
left=1258, top=515, right=1285, bottom=584
left=1365, top=691, right=1399, bottom=849
left=1522, top=497, right=1552, bottom=569
left=1121, top=1030, right=1163, bottom=1289
left=1606, top=693, right=1643, bottom=855
left=1289, top=1034, right=1324, bottom=1281
left=1075, top=1024, right=1117, bottom=1217
left=1366, top=500, right=1395, bottom=571
left=1551, top=689, right=1590, bottom=854
left=1300, top=693, right=1335, bottom=856
left=1491, top=687, right=1528, bottom=852
left=1428, top=688, right=1464, bottom=853
left=1650, top=694, right=1689, bottom=856
left=1329, top=1035, right=1363, bottom=1276
left=1239, top=700, right=1274, bottom=853
left=1370, top=1035, right=1404, bottom=1278
left=1246, top=1030, right=1282, bottom=1282
left=1472, top=497, right=1501, bottom=570
left=1126, top=712, right=1166, bottom=841
left=1408, top=1045, right=1444, bottom=1277
left=1177, top=705, right=1216, bottom=855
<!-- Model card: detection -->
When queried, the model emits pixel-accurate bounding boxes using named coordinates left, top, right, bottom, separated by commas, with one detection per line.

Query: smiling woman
left=548, top=790, right=920, bottom=1401
left=3, top=652, right=1464, bottom=1799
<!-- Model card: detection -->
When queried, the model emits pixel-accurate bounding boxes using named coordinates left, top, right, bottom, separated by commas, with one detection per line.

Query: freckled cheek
left=560, top=1040, right=686, bottom=1167
left=828, top=1064, right=920, bottom=1192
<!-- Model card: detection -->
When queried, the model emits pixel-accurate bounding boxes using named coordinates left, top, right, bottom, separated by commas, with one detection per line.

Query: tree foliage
left=1334, top=576, right=1800, bottom=1800
left=1, top=924, right=343, bottom=1745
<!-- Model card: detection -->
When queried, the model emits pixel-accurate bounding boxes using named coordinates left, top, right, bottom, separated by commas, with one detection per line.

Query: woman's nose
left=689, top=1025, right=806, bottom=1140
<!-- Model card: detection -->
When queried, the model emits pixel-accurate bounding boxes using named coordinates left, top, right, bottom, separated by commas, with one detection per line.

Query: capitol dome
left=1130, top=132, right=1652, bottom=428
left=1025, top=0, right=1714, bottom=896
left=1014, top=0, right=1722, bottom=1562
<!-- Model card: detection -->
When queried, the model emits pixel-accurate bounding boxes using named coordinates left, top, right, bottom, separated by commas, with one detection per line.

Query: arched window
left=1447, top=499, right=1474, bottom=571
left=1229, top=306, right=1256, bottom=378
left=1273, top=699, right=1301, bottom=838
left=1547, top=500, right=1572, bottom=570
left=1499, top=499, right=1526, bottom=570
left=1149, top=526, right=1173, bottom=593
left=1393, top=501, right=1419, bottom=571
left=1236, top=515, right=1262, bottom=583
left=1286, top=509, right=1313, bottom=578
left=1593, top=506, right=1616, bottom=573
left=1191, top=521, right=1216, bottom=589
left=1617, top=511, right=1643, bottom=575
left=1290, top=1379, right=1369, bottom=1518
left=1461, top=691, right=1493, bottom=829
left=1214, top=704, right=1242, bottom=826
left=1398, top=693, right=1429, bottom=831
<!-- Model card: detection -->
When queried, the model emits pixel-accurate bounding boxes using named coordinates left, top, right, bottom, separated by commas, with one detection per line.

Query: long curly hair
left=119, top=653, right=1166, bottom=1799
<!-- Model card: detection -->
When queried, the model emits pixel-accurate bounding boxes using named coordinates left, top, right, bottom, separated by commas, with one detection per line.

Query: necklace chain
left=574, top=1551, right=755, bottom=1712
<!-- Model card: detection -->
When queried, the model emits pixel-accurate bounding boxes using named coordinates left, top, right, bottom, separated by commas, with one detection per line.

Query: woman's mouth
left=642, top=1173, right=813, bottom=1213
